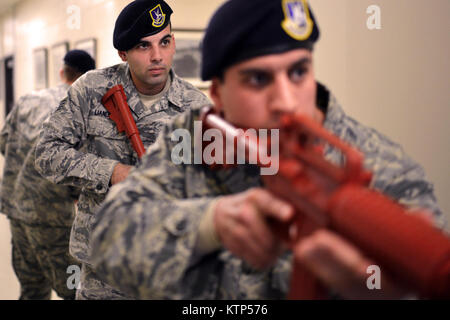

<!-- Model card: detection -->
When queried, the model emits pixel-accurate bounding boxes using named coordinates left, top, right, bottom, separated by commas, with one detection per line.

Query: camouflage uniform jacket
left=35, top=63, right=210, bottom=264
left=0, top=84, right=69, bottom=221
left=90, top=83, right=446, bottom=299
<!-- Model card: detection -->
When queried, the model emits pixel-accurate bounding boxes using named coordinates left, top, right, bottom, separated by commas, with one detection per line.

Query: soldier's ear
left=210, top=78, right=223, bottom=113
left=118, top=50, right=127, bottom=62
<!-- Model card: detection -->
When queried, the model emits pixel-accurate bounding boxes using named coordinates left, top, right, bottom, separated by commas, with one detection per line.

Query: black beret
left=63, top=50, right=96, bottom=74
left=113, top=0, right=173, bottom=51
left=201, top=0, right=320, bottom=80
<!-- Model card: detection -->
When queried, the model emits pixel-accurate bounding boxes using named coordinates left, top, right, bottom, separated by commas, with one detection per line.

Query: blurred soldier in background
left=0, top=49, right=95, bottom=299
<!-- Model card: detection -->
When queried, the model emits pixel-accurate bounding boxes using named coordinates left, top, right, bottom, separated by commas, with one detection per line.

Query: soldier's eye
left=161, top=39, right=171, bottom=47
left=245, top=72, right=271, bottom=88
left=137, top=42, right=150, bottom=50
left=289, top=66, right=307, bottom=82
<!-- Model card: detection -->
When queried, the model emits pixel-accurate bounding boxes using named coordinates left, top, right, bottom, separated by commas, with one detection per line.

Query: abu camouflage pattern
left=14, top=141, right=79, bottom=227
left=0, top=83, right=69, bottom=219
left=0, top=83, right=79, bottom=300
left=9, top=218, right=78, bottom=300
left=35, top=62, right=210, bottom=298
left=75, top=263, right=133, bottom=300
left=89, top=83, right=445, bottom=299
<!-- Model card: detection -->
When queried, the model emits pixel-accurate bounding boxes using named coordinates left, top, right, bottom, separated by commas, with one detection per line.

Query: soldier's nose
left=150, top=47, right=163, bottom=63
left=268, top=76, right=297, bottom=114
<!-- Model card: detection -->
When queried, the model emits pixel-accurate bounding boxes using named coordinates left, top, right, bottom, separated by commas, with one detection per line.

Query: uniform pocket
left=85, top=116, right=135, bottom=162
left=86, top=116, right=127, bottom=140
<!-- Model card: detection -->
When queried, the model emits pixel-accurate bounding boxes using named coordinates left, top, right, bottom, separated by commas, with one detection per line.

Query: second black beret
left=113, top=0, right=173, bottom=51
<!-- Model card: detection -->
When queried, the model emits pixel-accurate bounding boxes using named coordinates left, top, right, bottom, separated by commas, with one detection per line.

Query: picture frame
left=51, top=41, right=69, bottom=86
left=33, top=47, right=48, bottom=90
left=74, top=38, right=96, bottom=61
left=172, top=29, right=210, bottom=90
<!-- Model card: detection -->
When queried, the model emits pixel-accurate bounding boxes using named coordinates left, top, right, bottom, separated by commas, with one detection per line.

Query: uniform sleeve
left=0, top=101, right=20, bottom=213
left=0, top=100, right=20, bottom=155
left=370, top=145, right=446, bottom=231
left=90, top=114, right=222, bottom=299
left=35, top=82, right=118, bottom=194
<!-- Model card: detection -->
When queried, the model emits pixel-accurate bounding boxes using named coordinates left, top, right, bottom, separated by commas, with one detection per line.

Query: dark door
left=4, top=56, right=14, bottom=117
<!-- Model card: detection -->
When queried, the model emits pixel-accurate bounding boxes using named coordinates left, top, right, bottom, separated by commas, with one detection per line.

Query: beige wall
left=0, top=0, right=449, bottom=299
left=311, top=0, right=450, bottom=227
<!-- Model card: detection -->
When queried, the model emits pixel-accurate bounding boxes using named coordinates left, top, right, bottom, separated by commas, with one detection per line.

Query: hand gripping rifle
left=200, top=106, right=450, bottom=299
left=101, top=85, right=146, bottom=159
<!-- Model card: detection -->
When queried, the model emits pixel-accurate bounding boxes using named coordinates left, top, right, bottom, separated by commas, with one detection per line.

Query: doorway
left=4, top=56, right=14, bottom=117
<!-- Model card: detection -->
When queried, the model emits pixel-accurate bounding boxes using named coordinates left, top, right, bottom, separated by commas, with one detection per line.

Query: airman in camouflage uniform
left=0, top=49, right=95, bottom=299
left=35, top=0, right=210, bottom=300
left=89, top=0, right=446, bottom=300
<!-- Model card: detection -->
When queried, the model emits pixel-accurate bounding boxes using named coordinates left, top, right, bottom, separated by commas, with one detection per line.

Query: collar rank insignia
left=149, top=4, right=165, bottom=28
left=281, top=0, right=314, bottom=40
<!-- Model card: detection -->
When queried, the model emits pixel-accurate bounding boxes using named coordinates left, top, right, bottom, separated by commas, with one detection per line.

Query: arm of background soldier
left=0, top=99, right=21, bottom=155
left=0, top=115, right=10, bottom=156
left=35, top=81, right=119, bottom=194
left=90, top=113, right=224, bottom=299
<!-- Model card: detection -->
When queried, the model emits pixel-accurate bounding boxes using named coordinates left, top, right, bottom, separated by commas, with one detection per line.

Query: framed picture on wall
left=74, top=38, right=97, bottom=61
left=172, top=29, right=209, bottom=89
left=51, top=41, right=69, bottom=86
left=33, top=47, right=48, bottom=90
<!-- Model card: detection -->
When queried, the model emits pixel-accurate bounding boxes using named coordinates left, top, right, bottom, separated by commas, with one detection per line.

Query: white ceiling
left=0, top=0, right=22, bottom=15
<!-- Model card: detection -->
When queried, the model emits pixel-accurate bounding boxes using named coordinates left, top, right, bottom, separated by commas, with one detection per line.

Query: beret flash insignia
left=149, top=4, right=165, bottom=28
left=281, top=0, right=314, bottom=40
